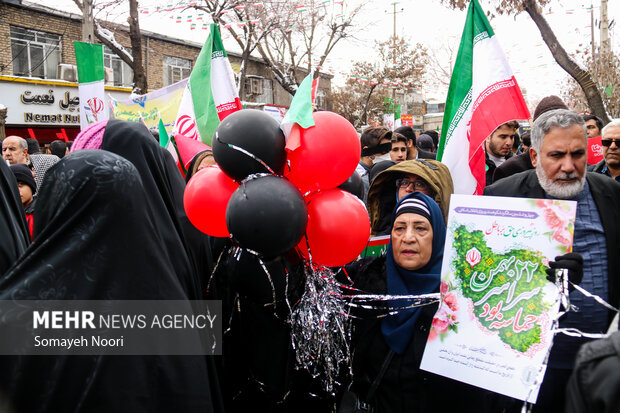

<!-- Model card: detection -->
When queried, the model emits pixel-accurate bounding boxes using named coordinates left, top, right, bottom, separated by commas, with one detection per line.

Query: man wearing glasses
left=589, top=120, right=620, bottom=182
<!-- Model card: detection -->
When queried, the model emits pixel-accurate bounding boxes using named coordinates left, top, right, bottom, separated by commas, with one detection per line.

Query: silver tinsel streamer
left=290, top=265, right=351, bottom=395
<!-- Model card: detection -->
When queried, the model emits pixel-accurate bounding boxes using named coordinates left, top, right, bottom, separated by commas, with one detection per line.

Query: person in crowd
left=0, top=150, right=215, bottom=412
left=72, top=119, right=212, bottom=301
left=511, top=132, right=521, bottom=155
left=356, top=126, right=393, bottom=202
left=185, top=149, right=216, bottom=183
left=492, top=95, right=568, bottom=183
left=26, top=137, right=40, bottom=156
left=2, top=136, right=29, bottom=165
left=0, top=158, right=30, bottom=274
left=588, top=119, right=620, bottom=182
left=49, top=139, right=68, bottom=158
left=389, top=132, right=408, bottom=163
left=565, top=330, right=620, bottom=413
left=520, top=131, right=531, bottom=153
left=484, top=120, right=518, bottom=186
left=484, top=109, right=620, bottom=412
left=416, top=134, right=435, bottom=154
left=584, top=114, right=605, bottom=165
left=584, top=114, right=603, bottom=139
left=9, top=163, right=36, bottom=239
left=342, top=193, right=493, bottom=412
left=366, top=159, right=453, bottom=236
left=393, top=126, right=436, bottom=160
left=422, top=130, right=440, bottom=152
left=27, top=138, right=60, bottom=191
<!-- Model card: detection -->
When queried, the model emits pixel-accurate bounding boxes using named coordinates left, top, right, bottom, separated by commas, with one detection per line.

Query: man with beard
left=484, top=120, right=519, bottom=186
left=484, top=109, right=620, bottom=412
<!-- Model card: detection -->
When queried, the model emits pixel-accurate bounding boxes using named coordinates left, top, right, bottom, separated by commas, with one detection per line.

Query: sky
left=38, top=0, right=619, bottom=108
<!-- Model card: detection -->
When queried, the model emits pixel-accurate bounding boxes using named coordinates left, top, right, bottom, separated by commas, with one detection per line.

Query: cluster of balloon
left=285, top=112, right=370, bottom=267
left=184, top=109, right=370, bottom=265
left=184, top=109, right=308, bottom=259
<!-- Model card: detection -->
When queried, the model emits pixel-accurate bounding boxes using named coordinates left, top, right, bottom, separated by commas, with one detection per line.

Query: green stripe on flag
left=74, top=42, right=105, bottom=83
left=282, top=74, right=315, bottom=129
left=158, top=117, right=170, bottom=148
left=190, top=24, right=222, bottom=145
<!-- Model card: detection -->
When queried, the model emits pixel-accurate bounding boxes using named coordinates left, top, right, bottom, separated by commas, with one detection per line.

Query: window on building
left=10, top=26, right=61, bottom=79
left=103, top=45, right=134, bottom=87
left=164, top=56, right=191, bottom=86
left=244, top=77, right=273, bottom=104
left=316, top=90, right=327, bottom=110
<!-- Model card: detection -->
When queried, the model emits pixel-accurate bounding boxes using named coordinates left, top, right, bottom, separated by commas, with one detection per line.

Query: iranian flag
left=74, top=42, right=108, bottom=130
left=173, top=23, right=242, bottom=145
left=437, top=0, right=530, bottom=195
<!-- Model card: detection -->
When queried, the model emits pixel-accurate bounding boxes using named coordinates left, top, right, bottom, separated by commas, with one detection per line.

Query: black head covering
left=0, top=159, right=30, bottom=274
left=99, top=119, right=211, bottom=300
left=0, top=150, right=214, bottom=412
left=9, top=163, right=36, bottom=194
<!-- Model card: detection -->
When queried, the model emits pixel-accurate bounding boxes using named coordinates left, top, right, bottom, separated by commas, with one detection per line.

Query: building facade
left=0, top=0, right=332, bottom=142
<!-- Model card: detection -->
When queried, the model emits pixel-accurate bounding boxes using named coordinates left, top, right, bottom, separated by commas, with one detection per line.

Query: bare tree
left=563, top=47, right=620, bottom=118
left=441, top=0, right=611, bottom=124
left=73, top=0, right=147, bottom=94
left=332, top=36, right=429, bottom=127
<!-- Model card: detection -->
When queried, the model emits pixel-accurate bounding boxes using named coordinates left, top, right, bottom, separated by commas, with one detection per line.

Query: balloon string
left=215, top=135, right=276, bottom=175
left=205, top=244, right=230, bottom=294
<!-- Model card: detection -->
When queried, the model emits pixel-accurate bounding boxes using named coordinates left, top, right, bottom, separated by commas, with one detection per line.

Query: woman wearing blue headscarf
left=343, top=192, right=493, bottom=413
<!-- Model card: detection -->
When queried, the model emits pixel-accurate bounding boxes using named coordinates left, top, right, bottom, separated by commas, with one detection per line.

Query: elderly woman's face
left=391, top=213, right=433, bottom=271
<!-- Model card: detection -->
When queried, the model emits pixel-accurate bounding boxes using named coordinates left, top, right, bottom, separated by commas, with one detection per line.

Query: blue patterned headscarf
left=381, top=192, right=446, bottom=354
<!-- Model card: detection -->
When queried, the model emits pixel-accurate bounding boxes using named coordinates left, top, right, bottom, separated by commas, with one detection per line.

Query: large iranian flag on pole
left=437, top=0, right=530, bottom=195
left=74, top=42, right=108, bottom=130
left=173, top=23, right=242, bottom=145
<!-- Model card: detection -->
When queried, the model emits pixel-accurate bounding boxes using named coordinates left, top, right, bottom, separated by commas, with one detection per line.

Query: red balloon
left=184, top=166, right=238, bottom=237
left=284, top=112, right=360, bottom=194
left=298, top=189, right=371, bottom=267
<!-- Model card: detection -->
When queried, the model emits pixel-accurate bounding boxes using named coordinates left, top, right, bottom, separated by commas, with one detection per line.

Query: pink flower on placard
left=444, top=292, right=459, bottom=312
left=440, top=281, right=449, bottom=295
left=543, top=208, right=565, bottom=231
left=552, top=228, right=572, bottom=246
left=432, top=311, right=451, bottom=333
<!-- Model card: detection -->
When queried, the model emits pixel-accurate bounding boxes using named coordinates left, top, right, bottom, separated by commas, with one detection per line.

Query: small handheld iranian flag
left=74, top=42, right=108, bottom=130
left=173, top=23, right=242, bottom=145
left=437, top=0, right=530, bottom=195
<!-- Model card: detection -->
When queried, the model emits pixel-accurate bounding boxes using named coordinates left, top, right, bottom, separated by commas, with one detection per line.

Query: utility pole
left=600, top=0, right=610, bottom=55
left=386, top=2, right=403, bottom=101
left=590, top=2, right=596, bottom=60
left=82, top=0, right=95, bottom=43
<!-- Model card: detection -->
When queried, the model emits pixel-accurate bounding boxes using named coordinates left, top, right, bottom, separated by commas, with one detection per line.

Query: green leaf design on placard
left=452, top=225, right=549, bottom=352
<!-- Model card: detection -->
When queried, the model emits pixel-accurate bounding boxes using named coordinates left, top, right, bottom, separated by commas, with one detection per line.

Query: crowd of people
left=1, top=94, right=620, bottom=413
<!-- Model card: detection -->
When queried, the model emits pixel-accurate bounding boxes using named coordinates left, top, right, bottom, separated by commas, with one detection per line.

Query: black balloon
left=338, top=170, right=364, bottom=200
left=226, top=175, right=308, bottom=258
left=213, top=109, right=286, bottom=181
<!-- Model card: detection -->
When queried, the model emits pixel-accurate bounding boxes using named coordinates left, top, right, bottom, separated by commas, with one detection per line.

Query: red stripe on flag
left=216, top=97, right=243, bottom=120
left=467, top=76, right=530, bottom=193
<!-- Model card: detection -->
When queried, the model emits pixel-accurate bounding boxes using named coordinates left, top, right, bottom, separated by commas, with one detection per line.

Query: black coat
left=492, top=151, right=534, bottom=183
left=345, top=257, right=499, bottom=413
left=0, top=159, right=29, bottom=275
left=566, top=331, right=620, bottom=413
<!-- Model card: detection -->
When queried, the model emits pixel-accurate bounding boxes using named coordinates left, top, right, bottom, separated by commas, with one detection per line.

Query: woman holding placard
left=341, top=192, right=494, bottom=412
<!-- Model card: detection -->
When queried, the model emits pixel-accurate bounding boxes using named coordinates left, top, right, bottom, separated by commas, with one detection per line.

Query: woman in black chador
left=0, top=150, right=214, bottom=413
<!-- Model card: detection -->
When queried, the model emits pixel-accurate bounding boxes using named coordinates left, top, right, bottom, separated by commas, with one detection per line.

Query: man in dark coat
left=484, top=109, right=620, bottom=413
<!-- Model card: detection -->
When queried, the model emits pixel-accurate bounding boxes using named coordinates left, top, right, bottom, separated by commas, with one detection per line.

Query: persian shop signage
left=2, top=81, right=129, bottom=126
left=21, top=89, right=80, bottom=124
